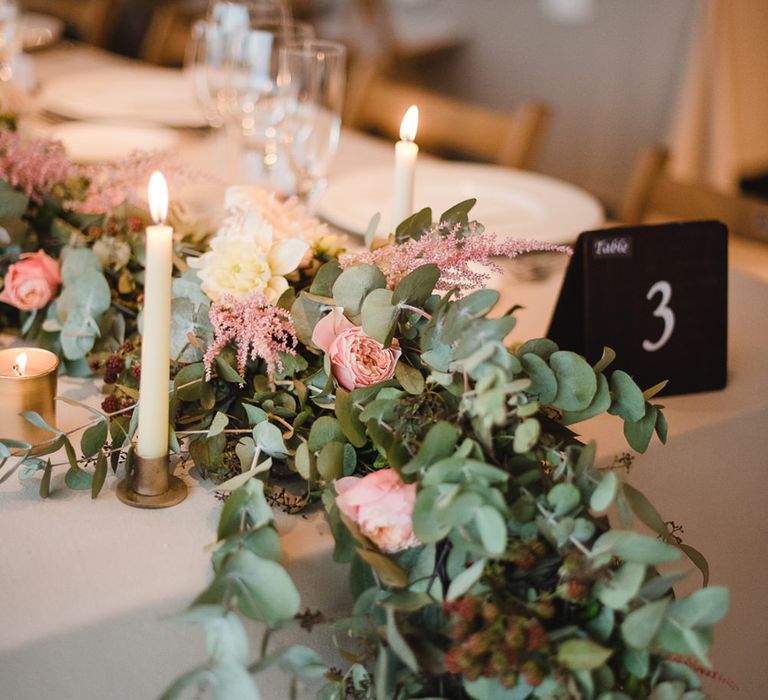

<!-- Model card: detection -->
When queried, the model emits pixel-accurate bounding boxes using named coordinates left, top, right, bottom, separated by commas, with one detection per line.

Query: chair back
left=21, top=0, right=118, bottom=46
left=619, top=145, right=768, bottom=243
left=345, top=75, right=550, bottom=170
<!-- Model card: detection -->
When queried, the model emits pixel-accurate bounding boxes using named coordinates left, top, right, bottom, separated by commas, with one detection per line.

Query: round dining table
left=0, top=43, right=766, bottom=700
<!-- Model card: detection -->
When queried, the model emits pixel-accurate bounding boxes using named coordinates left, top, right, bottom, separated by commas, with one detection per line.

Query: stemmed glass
left=278, top=40, right=347, bottom=205
left=227, top=20, right=315, bottom=146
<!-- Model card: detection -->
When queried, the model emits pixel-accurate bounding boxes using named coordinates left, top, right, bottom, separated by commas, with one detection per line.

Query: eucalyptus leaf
left=317, top=441, right=345, bottom=481
left=550, top=351, right=597, bottom=411
left=623, top=402, right=658, bottom=453
left=516, top=338, right=558, bottom=360
left=595, top=561, right=646, bottom=609
left=217, top=480, right=274, bottom=539
left=590, top=471, right=618, bottom=512
left=39, top=459, right=52, bottom=498
left=332, top=264, right=386, bottom=316
left=557, top=639, right=613, bottom=671
left=513, top=417, right=540, bottom=453
left=207, top=411, right=229, bottom=438
left=520, top=353, right=557, bottom=404
left=310, top=260, right=343, bottom=297
left=361, top=288, right=399, bottom=346
left=334, top=388, right=367, bottom=447
left=308, top=416, right=345, bottom=453
left=592, top=346, right=616, bottom=374
left=175, top=363, right=205, bottom=401
left=446, top=558, right=486, bottom=601
left=385, top=607, right=418, bottom=671
left=474, top=505, right=507, bottom=555
left=561, top=373, right=611, bottom=424
left=20, top=411, right=61, bottom=435
left=392, top=264, right=440, bottom=306
left=91, top=452, right=108, bottom=499
left=196, top=550, right=299, bottom=627
left=215, top=356, right=243, bottom=383
left=621, top=598, right=670, bottom=648
left=356, top=548, right=408, bottom=588
left=609, top=370, right=646, bottom=422
left=669, top=586, right=729, bottom=628
left=395, top=206, right=432, bottom=242
left=547, top=483, right=581, bottom=517
left=253, top=421, right=288, bottom=459
left=65, top=465, right=93, bottom=490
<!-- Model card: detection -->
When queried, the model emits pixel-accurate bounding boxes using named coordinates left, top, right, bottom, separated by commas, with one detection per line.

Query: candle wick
left=12, top=363, right=23, bottom=377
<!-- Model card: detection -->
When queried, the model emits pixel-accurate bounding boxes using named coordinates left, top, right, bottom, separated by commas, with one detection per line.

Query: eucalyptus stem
left=400, top=304, right=432, bottom=321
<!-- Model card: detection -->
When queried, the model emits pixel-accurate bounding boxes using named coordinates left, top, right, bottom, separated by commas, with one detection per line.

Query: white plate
left=38, top=66, right=207, bottom=128
left=21, top=12, right=63, bottom=50
left=46, top=122, right=179, bottom=163
left=318, top=161, right=603, bottom=244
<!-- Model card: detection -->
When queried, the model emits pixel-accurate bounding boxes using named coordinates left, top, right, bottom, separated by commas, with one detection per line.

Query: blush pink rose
left=0, top=250, right=61, bottom=311
left=311, top=307, right=401, bottom=391
left=336, top=469, right=421, bottom=553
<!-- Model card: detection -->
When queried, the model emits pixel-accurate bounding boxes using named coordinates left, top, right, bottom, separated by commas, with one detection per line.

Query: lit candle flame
left=147, top=171, right=169, bottom=225
left=400, top=105, right=419, bottom=143
left=12, top=352, right=27, bottom=377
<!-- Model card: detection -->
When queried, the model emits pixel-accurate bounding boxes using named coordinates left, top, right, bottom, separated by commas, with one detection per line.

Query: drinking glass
left=228, top=20, right=314, bottom=145
left=187, top=2, right=293, bottom=129
left=185, top=19, right=231, bottom=128
left=278, top=40, right=347, bottom=204
left=207, top=0, right=289, bottom=28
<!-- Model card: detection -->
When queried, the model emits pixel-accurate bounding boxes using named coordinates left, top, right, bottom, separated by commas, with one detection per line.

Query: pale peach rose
left=336, top=469, right=421, bottom=553
left=311, top=307, right=400, bottom=391
left=0, top=250, right=61, bottom=311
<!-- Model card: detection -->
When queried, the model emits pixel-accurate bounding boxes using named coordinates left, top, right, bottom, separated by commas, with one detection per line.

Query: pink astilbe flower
left=0, top=131, right=75, bottom=202
left=340, top=221, right=571, bottom=291
left=203, top=292, right=298, bottom=381
left=76, top=150, right=201, bottom=217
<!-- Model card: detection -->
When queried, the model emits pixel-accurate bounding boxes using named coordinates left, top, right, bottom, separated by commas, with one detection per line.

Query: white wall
left=421, top=0, right=698, bottom=210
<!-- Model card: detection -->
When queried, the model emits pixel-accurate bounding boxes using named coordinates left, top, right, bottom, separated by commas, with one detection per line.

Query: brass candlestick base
left=116, top=453, right=187, bottom=509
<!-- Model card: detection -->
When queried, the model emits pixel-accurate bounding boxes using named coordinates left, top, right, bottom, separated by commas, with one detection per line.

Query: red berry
left=101, top=394, right=119, bottom=414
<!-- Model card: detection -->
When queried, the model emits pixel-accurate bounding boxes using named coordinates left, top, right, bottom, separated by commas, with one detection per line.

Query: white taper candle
left=137, top=171, right=173, bottom=459
left=391, top=104, right=419, bottom=233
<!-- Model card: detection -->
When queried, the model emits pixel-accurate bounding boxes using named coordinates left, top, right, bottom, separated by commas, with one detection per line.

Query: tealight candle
left=392, top=104, right=419, bottom=232
left=136, top=171, right=172, bottom=461
left=0, top=347, right=58, bottom=445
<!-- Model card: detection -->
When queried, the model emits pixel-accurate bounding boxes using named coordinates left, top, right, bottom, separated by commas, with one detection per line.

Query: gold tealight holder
left=0, top=347, right=58, bottom=446
left=116, top=453, right=187, bottom=509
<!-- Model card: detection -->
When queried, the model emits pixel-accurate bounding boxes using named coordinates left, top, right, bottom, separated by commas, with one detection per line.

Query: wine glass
left=227, top=20, right=315, bottom=145
left=207, top=0, right=290, bottom=27
left=278, top=40, right=347, bottom=205
left=185, top=19, right=231, bottom=128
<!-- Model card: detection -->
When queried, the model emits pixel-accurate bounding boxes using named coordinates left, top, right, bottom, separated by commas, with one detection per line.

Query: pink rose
left=0, top=250, right=61, bottom=311
left=311, top=307, right=401, bottom=391
left=336, top=469, right=421, bottom=553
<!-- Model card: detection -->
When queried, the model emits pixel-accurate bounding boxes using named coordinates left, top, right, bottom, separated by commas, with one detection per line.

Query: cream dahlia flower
left=189, top=210, right=308, bottom=302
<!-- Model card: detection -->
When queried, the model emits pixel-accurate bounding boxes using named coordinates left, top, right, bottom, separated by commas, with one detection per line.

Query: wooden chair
left=20, top=0, right=118, bottom=46
left=141, top=0, right=208, bottom=66
left=618, top=145, right=768, bottom=244
left=344, top=74, right=551, bottom=170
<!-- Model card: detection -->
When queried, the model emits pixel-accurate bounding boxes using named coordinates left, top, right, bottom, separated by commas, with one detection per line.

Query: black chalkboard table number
left=547, top=220, right=728, bottom=396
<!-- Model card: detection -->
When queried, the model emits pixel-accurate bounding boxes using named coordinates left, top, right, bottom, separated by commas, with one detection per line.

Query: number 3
left=642, top=280, right=675, bottom=352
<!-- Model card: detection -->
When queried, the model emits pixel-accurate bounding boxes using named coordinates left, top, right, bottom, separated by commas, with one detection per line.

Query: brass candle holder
left=117, top=453, right=187, bottom=509
left=0, top=347, right=58, bottom=447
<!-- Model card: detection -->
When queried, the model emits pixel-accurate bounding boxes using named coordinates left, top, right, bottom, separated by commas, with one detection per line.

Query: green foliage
left=0, top=183, right=726, bottom=699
